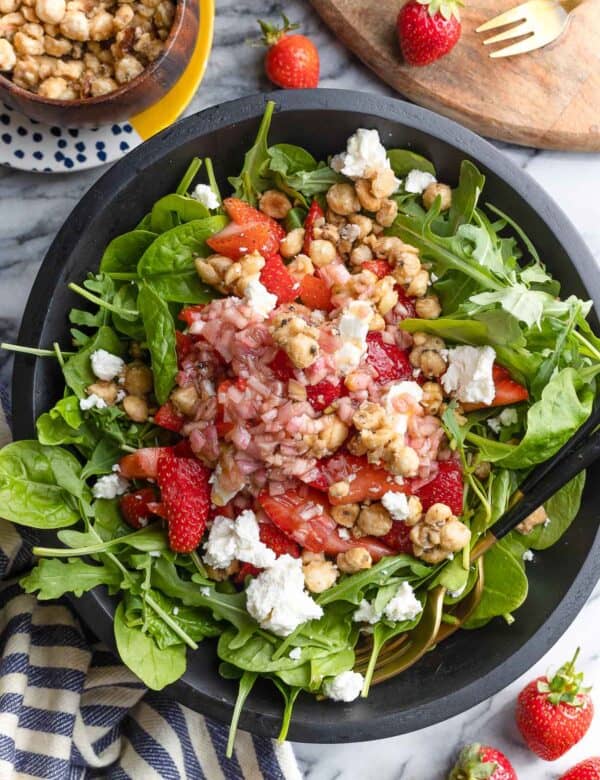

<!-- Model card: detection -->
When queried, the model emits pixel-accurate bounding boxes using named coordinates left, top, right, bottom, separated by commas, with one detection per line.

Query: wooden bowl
left=0, top=0, right=199, bottom=128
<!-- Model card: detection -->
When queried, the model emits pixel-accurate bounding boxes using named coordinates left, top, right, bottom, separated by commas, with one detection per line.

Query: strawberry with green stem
left=257, top=14, right=320, bottom=89
left=448, top=744, right=517, bottom=780
left=397, top=0, right=463, bottom=67
left=516, top=648, right=594, bottom=760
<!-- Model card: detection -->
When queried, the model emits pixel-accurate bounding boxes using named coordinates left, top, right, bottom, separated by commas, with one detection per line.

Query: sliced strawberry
left=306, top=378, right=345, bottom=412
left=324, top=528, right=394, bottom=562
left=269, top=349, right=296, bottom=381
left=224, top=197, right=286, bottom=241
left=415, top=460, right=463, bottom=516
left=173, top=439, right=194, bottom=458
left=463, top=364, right=529, bottom=411
left=154, top=401, right=185, bottom=432
left=394, top=288, right=417, bottom=320
left=379, top=520, right=413, bottom=554
left=178, top=304, right=205, bottom=327
left=260, top=253, right=300, bottom=304
left=363, top=259, right=393, bottom=279
left=120, top=487, right=157, bottom=530
left=156, top=450, right=211, bottom=553
left=175, top=331, right=195, bottom=365
left=119, top=447, right=170, bottom=479
left=234, top=562, right=261, bottom=584
left=303, top=200, right=324, bottom=255
left=299, top=273, right=332, bottom=310
left=259, top=522, right=301, bottom=558
left=207, top=220, right=276, bottom=260
left=258, top=487, right=336, bottom=553
left=309, top=451, right=405, bottom=505
left=365, top=331, right=413, bottom=385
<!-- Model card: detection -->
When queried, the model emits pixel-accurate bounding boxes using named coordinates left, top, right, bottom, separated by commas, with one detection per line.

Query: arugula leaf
left=111, top=284, right=145, bottom=340
left=150, top=194, right=210, bottom=234
left=137, top=284, right=177, bottom=405
left=137, top=218, right=226, bottom=303
left=526, top=472, right=586, bottom=550
left=80, top=436, right=123, bottom=479
left=317, top=555, right=430, bottom=606
left=176, top=156, right=202, bottom=196
left=227, top=671, right=258, bottom=757
left=114, top=600, right=186, bottom=689
left=0, top=441, right=85, bottom=528
left=21, top=558, right=120, bottom=599
left=387, top=149, right=436, bottom=177
left=100, top=230, right=157, bottom=274
left=63, top=325, right=123, bottom=399
left=229, top=100, right=275, bottom=205
left=283, top=165, right=344, bottom=198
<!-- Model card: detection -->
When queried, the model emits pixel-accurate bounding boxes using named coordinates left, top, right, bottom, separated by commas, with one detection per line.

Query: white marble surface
left=1, top=0, right=600, bottom=776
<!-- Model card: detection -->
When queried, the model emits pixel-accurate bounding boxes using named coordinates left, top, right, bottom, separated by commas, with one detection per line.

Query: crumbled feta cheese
left=381, top=491, right=410, bottom=521
left=338, top=528, right=351, bottom=540
left=386, top=380, right=423, bottom=409
left=80, top=394, right=107, bottom=411
left=191, top=183, right=220, bottom=210
left=353, top=599, right=381, bottom=625
left=199, top=586, right=211, bottom=597
left=322, top=671, right=364, bottom=702
left=92, top=473, right=129, bottom=499
left=331, top=128, right=397, bottom=185
left=543, top=517, right=552, bottom=529
left=289, top=647, right=302, bottom=660
left=522, top=549, right=534, bottom=562
left=449, top=584, right=466, bottom=599
left=244, top=278, right=277, bottom=318
left=90, top=349, right=124, bottom=381
left=383, top=582, right=422, bottom=623
left=404, top=169, right=437, bottom=194
left=245, top=554, right=323, bottom=637
left=442, top=346, right=496, bottom=405
left=209, top=465, right=241, bottom=506
left=498, top=408, right=518, bottom=426
left=116, top=389, right=127, bottom=402
left=203, top=510, right=276, bottom=570
left=394, top=475, right=405, bottom=485
left=488, top=406, right=519, bottom=434
left=149, top=550, right=161, bottom=557
left=172, top=606, right=179, bottom=615
left=335, top=301, right=373, bottom=373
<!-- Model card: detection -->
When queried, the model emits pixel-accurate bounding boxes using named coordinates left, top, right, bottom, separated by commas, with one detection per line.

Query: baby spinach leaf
left=387, top=149, right=436, bottom=177
left=229, top=100, right=275, bottom=205
left=0, top=441, right=85, bottom=529
left=36, top=395, right=96, bottom=452
left=80, top=436, right=123, bottom=479
left=498, top=368, right=593, bottom=470
left=137, top=217, right=226, bottom=303
left=464, top=537, right=528, bottom=627
left=100, top=230, right=157, bottom=273
left=150, top=194, right=210, bottom=234
left=284, top=206, right=307, bottom=232
left=268, top=143, right=317, bottom=175
left=526, top=472, right=586, bottom=550
left=21, top=558, right=121, bottom=600
left=94, top=498, right=130, bottom=540
left=114, top=600, right=186, bottom=689
left=449, top=160, right=486, bottom=232
left=137, top=284, right=177, bottom=405
left=63, top=325, right=123, bottom=399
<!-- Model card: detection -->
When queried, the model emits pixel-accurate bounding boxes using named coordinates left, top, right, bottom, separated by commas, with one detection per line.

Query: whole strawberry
left=397, top=0, right=462, bottom=67
left=258, top=15, right=320, bottom=89
left=516, top=649, right=594, bottom=761
left=449, top=743, right=517, bottom=780
left=560, top=759, right=600, bottom=780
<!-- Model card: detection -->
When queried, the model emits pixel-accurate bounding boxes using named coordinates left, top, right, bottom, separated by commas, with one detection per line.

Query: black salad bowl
left=12, top=90, right=600, bottom=742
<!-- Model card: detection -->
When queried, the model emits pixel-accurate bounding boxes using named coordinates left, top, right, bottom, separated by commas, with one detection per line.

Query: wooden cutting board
left=310, top=0, right=600, bottom=151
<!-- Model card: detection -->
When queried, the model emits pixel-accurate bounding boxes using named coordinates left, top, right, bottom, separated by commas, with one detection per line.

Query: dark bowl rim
left=0, top=0, right=191, bottom=109
left=12, top=88, right=600, bottom=742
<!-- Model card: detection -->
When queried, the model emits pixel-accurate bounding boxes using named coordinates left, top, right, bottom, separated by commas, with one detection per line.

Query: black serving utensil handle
left=471, top=425, right=600, bottom=559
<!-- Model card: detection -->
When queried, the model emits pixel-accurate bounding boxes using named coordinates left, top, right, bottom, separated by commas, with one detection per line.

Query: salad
left=1, top=100, right=598, bottom=747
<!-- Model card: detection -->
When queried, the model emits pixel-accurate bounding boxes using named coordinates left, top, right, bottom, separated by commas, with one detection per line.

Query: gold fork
left=476, top=0, right=583, bottom=58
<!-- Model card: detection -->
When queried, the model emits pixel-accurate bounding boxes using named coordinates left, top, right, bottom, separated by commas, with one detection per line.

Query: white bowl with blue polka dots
left=0, top=101, right=143, bottom=173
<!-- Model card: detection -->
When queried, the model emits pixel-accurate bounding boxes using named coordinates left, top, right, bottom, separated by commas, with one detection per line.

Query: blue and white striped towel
left=0, top=393, right=302, bottom=780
